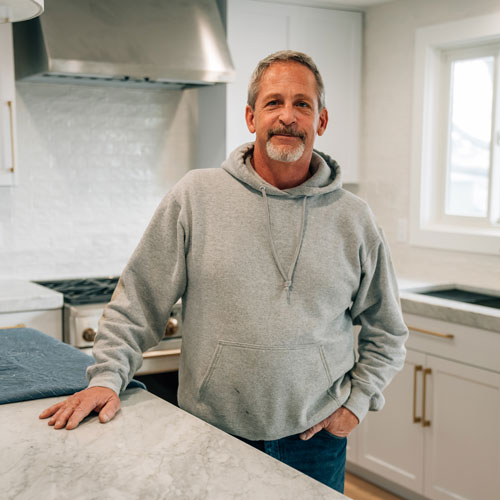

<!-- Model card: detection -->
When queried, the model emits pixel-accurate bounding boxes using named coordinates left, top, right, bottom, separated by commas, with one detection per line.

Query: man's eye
left=266, top=100, right=278, bottom=106
left=297, top=101, right=310, bottom=108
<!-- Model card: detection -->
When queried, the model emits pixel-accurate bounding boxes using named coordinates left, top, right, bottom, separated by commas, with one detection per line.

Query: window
left=411, top=14, right=500, bottom=255
left=442, top=45, right=499, bottom=223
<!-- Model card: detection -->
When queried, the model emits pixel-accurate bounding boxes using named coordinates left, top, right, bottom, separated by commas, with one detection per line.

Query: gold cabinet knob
left=165, top=318, right=179, bottom=337
left=82, top=328, right=97, bottom=342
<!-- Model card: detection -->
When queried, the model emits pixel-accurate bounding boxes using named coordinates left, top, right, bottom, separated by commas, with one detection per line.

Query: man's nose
left=278, top=104, right=296, bottom=126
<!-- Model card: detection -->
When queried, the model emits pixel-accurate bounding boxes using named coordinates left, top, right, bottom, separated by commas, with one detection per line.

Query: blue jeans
left=236, top=430, right=347, bottom=493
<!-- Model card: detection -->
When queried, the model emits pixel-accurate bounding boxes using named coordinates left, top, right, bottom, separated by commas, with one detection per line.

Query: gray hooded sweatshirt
left=87, top=143, right=408, bottom=441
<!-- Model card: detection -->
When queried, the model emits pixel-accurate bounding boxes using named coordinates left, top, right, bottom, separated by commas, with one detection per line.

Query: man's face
left=245, top=61, right=328, bottom=164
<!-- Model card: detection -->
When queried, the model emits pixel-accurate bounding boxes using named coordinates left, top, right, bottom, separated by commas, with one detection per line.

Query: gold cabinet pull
left=142, top=348, right=181, bottom=359
left=413, top=365, right=423, bottom=423
left=0, top=323, right=26, bottom=330
left=7, top=100, right=15, bottom=173
left=407, top=325, right=454, bottom=340
left=422, top=368, right=432, bottom=427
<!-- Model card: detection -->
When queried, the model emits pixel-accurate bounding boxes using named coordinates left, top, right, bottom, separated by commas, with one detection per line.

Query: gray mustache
left=268, top=127, right=306, bottom=141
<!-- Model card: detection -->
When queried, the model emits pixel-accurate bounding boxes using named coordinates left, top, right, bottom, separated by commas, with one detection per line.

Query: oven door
left=81, top=337, right=181, bottom=375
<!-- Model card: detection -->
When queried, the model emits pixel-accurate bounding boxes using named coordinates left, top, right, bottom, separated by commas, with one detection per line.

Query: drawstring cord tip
left=283, top=280, right=292, bottom=304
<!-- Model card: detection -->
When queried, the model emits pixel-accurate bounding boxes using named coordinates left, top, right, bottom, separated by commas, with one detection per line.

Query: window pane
left=446, top=56, right=493, bottom=217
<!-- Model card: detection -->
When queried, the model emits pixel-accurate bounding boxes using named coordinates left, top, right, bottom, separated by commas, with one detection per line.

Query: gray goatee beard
left=266, top=127, right=306, bottom=163
left=266, top=140, right=305, bottom=162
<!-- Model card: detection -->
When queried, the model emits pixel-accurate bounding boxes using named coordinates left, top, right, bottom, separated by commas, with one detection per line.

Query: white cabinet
left=0, top=309, right=63, bottom=340
left=0, top=281, right=63, bottom=340
left=226, top=0, right=361, bottom=183
left=423, top=355, right=500, bottom=500
left=350, top=314, right=500, bottom=500
left=355, top=349, right=426, bottom=492
left=0, top=22, right=16, bottom=186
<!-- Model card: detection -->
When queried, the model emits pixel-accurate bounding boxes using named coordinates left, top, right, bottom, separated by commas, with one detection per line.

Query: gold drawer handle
left=413, top=365, right=423, bottom=423
left=142, top=348, right=181, bottom=359
left=7, top=100, right=15, bottom=173
left=0, top=323, right=26, bottom=330
left=422, top=368, right=432, bottom=427
left=407, top=325, right=454, bottom=340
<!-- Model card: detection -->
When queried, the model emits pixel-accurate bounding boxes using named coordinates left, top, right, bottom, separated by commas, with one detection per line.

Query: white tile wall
left=0, top=82, right=198, bottom=280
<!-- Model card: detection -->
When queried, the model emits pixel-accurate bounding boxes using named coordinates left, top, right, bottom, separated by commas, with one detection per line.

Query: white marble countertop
left=398, top=279, right=500, bottom=333
left=0, top=388, right=349, bottom=500
left=0, top=280, right=63, bottom=314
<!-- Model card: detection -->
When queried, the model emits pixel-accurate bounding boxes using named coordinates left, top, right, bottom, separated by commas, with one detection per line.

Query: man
left=40, top=51, right=408, bottom=493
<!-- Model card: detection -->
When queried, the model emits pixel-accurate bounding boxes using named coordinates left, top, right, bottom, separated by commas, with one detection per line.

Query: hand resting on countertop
left=39, top=386, right=120, bottom=430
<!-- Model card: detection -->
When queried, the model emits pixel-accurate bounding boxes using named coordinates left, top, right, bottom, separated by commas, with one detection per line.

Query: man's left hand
left=299, top=406, right=359, bottom=441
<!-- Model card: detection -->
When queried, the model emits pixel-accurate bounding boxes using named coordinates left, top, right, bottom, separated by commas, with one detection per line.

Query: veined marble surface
left=1, top=388, right=348, bottom=500
left=0, top=280, right=62, bottom=313
left=398, top=279, right=500, bottom=334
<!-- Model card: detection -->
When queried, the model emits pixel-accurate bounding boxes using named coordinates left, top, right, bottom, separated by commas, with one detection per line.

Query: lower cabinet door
left=0, top=309, right=62, bottom=341
left=346, top=422, right=359, bottom=464
left=357, top=349, right=426, bottom=493
left=424, top=355, right=500, bottom=500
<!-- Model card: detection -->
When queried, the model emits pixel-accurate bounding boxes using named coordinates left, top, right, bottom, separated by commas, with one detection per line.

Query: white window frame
left=411, top=13, right=500, bottom=256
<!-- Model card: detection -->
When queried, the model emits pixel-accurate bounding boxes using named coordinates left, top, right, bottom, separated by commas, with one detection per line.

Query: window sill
left=410, top=224, right=500, bottom=256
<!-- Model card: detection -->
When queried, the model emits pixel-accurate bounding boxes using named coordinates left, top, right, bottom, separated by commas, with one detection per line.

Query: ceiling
left=256, top=0, right=397, bottom=10
left=324, top=0, right=396, bottom=6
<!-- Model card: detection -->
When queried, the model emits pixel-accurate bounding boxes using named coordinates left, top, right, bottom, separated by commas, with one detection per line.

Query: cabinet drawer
left=404, top=313, right=500, bottom=373
left=0, top=309, right=63, bottom=341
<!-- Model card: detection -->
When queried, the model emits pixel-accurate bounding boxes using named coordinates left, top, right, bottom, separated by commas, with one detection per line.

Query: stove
left=37, top=277, right=120, bottom=305
left=34, top=277, right=182, bottom=375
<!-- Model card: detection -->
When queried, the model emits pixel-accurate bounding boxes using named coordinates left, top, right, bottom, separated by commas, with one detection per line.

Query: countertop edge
left=400, top=290, right=500, bottom=334
left=0, top=281, right=63, bottom=314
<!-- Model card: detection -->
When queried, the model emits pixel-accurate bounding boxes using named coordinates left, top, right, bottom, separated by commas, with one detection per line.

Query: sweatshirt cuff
left=86, top=371, right=123, bottom=396
left=342, top=386, right=371, bottom=423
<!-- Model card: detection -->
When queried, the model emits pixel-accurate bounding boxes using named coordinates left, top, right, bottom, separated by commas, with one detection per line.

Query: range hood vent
left=13, top=0, right=235, bottom=89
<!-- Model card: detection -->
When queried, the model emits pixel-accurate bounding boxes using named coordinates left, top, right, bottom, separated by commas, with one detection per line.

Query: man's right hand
left=39, top=386, right=120, bottom=430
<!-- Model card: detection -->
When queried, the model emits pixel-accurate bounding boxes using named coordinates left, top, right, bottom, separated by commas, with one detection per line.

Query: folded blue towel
left=0, top=327, right=146, bottom=404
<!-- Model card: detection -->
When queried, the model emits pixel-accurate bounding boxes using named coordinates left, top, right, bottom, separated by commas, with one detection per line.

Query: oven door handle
left=142, top=348, right=181, bottom=359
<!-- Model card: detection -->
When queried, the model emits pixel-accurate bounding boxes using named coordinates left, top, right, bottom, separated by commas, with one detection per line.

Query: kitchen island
left=1, top=388, right=349, bottom=500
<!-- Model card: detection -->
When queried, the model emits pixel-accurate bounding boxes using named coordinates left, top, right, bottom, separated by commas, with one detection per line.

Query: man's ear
left=245, top=105, right=256, bottom=134
left=316, top=107, right=328, bottom=137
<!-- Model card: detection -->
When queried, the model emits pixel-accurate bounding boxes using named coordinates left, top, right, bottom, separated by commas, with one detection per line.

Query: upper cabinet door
left=226, top=0, right=362, bottom=183
left=289, top=7, right=361, bottom=183
left=226, top=0, right=290, bottom=158
left=0, top=22, right=17, bottom=186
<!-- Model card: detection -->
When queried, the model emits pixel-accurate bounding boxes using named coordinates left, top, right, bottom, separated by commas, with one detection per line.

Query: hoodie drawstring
left=260, top=186, right=307, bottom=304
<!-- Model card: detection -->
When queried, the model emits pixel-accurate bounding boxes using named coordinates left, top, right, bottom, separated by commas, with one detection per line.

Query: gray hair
left=247, top=50, right=325, bottom=110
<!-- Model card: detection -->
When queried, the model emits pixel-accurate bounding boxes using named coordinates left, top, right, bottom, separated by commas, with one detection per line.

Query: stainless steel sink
left=414, top=286, right=500, bottom=310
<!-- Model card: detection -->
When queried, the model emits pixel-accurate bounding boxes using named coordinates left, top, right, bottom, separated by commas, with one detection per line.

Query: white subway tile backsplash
left=0, top=82, right=196, bottom=280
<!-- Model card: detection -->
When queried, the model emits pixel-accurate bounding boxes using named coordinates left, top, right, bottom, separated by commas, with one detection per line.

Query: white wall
left=360, top=0, right=500, bottom=289
left=0, top=83, right=200, bottom=280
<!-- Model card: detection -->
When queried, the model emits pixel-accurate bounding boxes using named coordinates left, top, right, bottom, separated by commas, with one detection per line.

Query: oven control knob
left=165, top=318, right=179, bottom=337
left=83, top=328, right=97, bottom=342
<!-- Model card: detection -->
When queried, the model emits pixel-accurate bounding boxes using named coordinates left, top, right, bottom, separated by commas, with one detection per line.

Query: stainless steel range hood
left=12, top=0, right=235, bottom=89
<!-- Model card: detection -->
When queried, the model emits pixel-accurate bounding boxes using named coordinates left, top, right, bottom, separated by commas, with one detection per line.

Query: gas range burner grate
left=34, top=277, right=120, bottom=305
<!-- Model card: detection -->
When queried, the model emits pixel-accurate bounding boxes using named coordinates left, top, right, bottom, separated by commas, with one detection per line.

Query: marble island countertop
left=398, top=279, right=500, bottom=334
left=0, top=388, right=348, bottom=500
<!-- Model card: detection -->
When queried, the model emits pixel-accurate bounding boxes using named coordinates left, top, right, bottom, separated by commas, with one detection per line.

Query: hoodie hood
left=222, top=142, right=344, bottom=304
left=222, top=143, right=342, bottom=198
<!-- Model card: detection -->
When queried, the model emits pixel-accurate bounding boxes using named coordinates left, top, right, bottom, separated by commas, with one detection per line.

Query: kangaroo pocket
left=198, top=340, right=338, bottom=440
